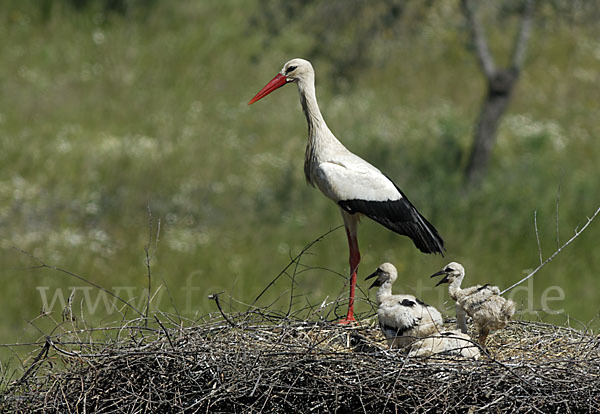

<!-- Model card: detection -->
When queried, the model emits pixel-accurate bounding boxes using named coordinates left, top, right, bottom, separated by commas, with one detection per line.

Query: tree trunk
left=464, top=68, right=519, bottom=187
left=460, top=0, right=534, bottom=189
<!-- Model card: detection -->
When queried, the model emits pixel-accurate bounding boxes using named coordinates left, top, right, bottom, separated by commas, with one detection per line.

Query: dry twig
left=501, top=205, right=600, bottom=295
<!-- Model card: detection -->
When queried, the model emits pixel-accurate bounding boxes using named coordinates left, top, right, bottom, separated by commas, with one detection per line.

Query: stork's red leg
left=339, top=213, right=360, bottom=324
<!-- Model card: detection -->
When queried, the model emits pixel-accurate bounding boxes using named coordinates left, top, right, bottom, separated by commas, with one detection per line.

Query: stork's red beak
left=248, top=73, right=287, bottom=105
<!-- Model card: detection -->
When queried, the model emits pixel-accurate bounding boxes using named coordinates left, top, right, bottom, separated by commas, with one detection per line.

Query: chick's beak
left=369, top=279, right=383, bottom=289
left=365, top=269, right=382, bottom=289
left=430, top=269, right=450, bottom=287
left=435, top=275, right=450, bottom=287
left=430, top=269, right=446, bottom=278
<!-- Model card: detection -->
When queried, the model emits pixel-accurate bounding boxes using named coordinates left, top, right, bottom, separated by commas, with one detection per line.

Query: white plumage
left=249, top=59, right=444, bottom=323
left=431, top=262, right=516, bottom=346
left=367, top=263, right=443, bottom=349
left=408, top=329, right=480, bottom=359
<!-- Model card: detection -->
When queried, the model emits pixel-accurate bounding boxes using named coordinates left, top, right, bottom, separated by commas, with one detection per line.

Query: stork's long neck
left=297, top=79, right=338, bottom=185
left=448, top=275, right=464, bottom=301
left=298, top=80, right=326, bottom=138
left=376, top=281, right=393, bottom=305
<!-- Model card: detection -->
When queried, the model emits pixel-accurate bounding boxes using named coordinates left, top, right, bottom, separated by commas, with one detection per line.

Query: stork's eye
left=286, top=65, right=297, bottom=74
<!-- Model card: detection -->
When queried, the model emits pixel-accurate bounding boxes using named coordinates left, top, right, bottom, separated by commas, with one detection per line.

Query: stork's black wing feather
left=380, top=322, right=413, bottom=338
left=338, top=178, right=445, bottom=255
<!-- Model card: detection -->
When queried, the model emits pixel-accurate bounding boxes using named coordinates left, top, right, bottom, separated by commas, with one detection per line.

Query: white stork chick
left=367, top=263, right=443, bottom=349
left=249, top=59, right=444, bottom=323
left=431, top=262, right=516, bottom=346
left=408, top=330, right=480, bottom=359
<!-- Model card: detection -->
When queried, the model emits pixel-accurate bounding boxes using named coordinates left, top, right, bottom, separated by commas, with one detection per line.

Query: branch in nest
left=208, top=292, right=237, bottom=328
left=501, top=205, right=600, bottom=295
left=249, top=225, right=343, bottom=310
left=14, top=248, right=144, bottom=317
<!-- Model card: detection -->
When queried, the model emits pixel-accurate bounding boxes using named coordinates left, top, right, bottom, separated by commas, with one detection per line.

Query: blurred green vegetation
left=1, top=0, right=599, bottom=367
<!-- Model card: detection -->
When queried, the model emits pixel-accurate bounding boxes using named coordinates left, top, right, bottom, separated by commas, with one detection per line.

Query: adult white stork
left=249, top=58, right=444, bottom=323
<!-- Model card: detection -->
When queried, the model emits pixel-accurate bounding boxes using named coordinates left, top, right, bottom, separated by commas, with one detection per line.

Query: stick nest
left=2, top=309, right=599, bottom=413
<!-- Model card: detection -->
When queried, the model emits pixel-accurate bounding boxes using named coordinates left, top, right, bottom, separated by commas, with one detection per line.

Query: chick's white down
left=408, top=329, right=480, bottom=359
left=433, top=262, right=516, bottom=345
left=368, top=263, right=443, bottom=349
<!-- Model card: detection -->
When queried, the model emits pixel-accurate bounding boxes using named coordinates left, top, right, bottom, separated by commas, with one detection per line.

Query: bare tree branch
left=144, top=206, right=161, bottom=327
left=208, top=292, right=237, bottom=328
left=534, top=210, right=543, bottom=265
left=248, top=225, right=343, bottom=310
left=12, top=337, right=50, bottom=387
left=463, top=0, right=536, bottom=187
left=461, top=0, right=496, bottom=78
left=501, top=205, right=600, bottom=295
left=555, top=180, right=562, bottom=249
left=511, top=0, right=535, bottom=70
left=15, top=248, right=145, bottom=317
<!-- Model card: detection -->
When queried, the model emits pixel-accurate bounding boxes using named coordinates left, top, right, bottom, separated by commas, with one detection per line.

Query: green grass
left=1, top=1, right=599, bottom=370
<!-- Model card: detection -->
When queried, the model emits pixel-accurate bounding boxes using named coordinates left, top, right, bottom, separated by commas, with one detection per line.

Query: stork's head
left=280, top=58, right=313, bottom=83
left=365, top=262, right=398, bottom=289
left=248, top=58, right=314, bottom=104
left=430, top=262, right=465, bottom=287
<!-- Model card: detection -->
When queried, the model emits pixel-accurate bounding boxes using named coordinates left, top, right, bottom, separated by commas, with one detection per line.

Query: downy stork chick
left=408, top=330, right=480, bottom=359
left=431, top=262, right=516, bottom=346
left=367, top=263, right=443, bottom=349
